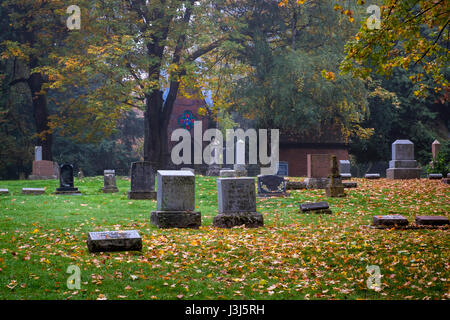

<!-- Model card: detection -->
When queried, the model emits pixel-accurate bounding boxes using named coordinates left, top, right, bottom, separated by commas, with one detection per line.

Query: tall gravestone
left=29, top=146, right=58, bottom=180
left=213, top=177, right=263, bottom=228
left=339, top=160, right=352, bottom=179
left=386, top=140, right=421, bottom=179
left=55, top=164, right=81, bottom=195
left=150, top=170, right=201, bottom=228
left=305, top=154, right=331, bottom=189
left=325, top=155, right=345, bottom=197
left=102, top=170, right=119, bottom=193
left=257, top=175, right=287, bottom=197
left=128, top=162, right=156, bottom=199
left=432, top=140, right=441, bottom=160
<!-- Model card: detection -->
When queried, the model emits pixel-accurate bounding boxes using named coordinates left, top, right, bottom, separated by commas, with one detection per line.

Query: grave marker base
left=213, top=212, right=264, bottom=228
left=150, top=211, right=201, bottom=229
left=128, top=191, right=156, bottom=200
left=87, top=230, right=142, bottom=253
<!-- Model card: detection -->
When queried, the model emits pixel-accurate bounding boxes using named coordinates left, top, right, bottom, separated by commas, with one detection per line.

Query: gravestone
left=343, top=181, right=357, bottom=188
left=220, top=169, right=237, bottom=177
left=213, top=177, right=263, bottom=228
left=78, top=169, right=84, bottom=179
left=300, top=201, right=332, bottom=214
left=29, top=160, right=57, bottom=180
left=372, top=215, right=409, bottom=227
left=257, top=175, right=287, bottom=197
left=150, top=170, right=201, bottom=228
left=365, top=173, right=380, bottom=179
left=128, top=162, right=156, bottom=200
left=325, top=155, right=345, bottom=197
left=87, top=230, right=142, bottom=253
left=386, top=140, right=421, bottom=179
left=247, top=164, right=261, bottom=177
left=432, top=140, right=441, bottom=160
left=416, top=216, right=449, bottom=226
left=102, top=170, right=119, bottom=193
left=276, top=161, right=289, bottom=177
left=442, top=178, right=450, bottom=185
left=35, top=146, right=42, bottom=161
left=428, top=173, right=442, bottom=180
left=286, top=180, right=307, bottom=190
left=339, top=160, right=352, bottom=179
left=22, top=188, right=45, bottom=195
left=0, top=189, right=10, bottom=195
left=181, top=168, right=195, bottom=174
left=55, top=164, right=81, bottom=195
left=305, top=154, right=331, bottom=189
left=233, top=164, right=247, bottom=177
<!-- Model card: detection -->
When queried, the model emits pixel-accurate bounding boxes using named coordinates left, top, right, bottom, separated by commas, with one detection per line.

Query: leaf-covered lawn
left=0, top=176, right=448, bottom=300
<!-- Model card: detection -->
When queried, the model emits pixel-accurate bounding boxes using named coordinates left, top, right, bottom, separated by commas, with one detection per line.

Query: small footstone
left=0, top=188, right=9, bottom=195
left=87, top=230, right=142, bottom=253
left=428, top=174, right=443, bottom=180
left=343, top=182, right=357, bottom=188
left=286, top=181, right=307, bottom=190
left=442, top=178, right=450, bottom=185
left=372, top=215, right=408, bottom=227
left=415, top=216, right=449, bottom=226
left=22, top=188, right=45, bottom=195
left=340, top=173, right=352, bottom=180
left=365, top=173, right=380, bottom=179
left=300, top=201, right=332, bottom=214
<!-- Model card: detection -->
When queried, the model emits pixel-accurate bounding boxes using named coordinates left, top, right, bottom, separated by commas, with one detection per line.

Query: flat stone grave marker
left=55, top=164, right=81, bottom=195
left=365, top=173, right=380, bottom=179
left=0, top=189, right=9, bottom=195
left=428, top=174, right=442, bottom=179
left=300, top=201, right=332, bottom=214
left=372, top=215, right=409, bottom=227
left=416, top=216, right=449, bottom=226
left=213, top=177, right=263, bottom=228
left=257, top=175, right=287, bottom=197
left=151, top=170, right=201, bottom=229
left=22, top=188, right=45, bottom=195
left=87, top=230, right=142, bottom=253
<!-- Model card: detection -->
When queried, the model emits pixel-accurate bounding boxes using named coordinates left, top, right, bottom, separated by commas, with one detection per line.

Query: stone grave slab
left=0, top=188, right=10, bottom=195
left=415, top=216, right=449, bottom=226
left=428, top=174, right=443, bottom=180
left=286, top=180, right=307, bottom=190
left=22, top=188, right=45, bottom=195
left=300, top=201, right=332, bottom=214
left=365, top=173, right=380, bottom=179
left=220, top=169, right=237, bottom=177
left=372, top=215, right=409, bottom=227
left=87, top=230, right=142, bottom=253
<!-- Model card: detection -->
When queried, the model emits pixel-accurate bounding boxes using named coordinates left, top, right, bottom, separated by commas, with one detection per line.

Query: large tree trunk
left=28, top=72, right=52, bottom=161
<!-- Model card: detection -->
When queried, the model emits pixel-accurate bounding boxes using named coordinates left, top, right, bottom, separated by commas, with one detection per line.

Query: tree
left=340, top=0, right=449, bottom=99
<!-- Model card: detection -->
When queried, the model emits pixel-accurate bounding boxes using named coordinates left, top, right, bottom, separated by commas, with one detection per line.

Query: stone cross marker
left=386, top=140, right=421, bottom=179
left=87, top=230, right=142, bottom=253
left=102, top=170, right=119, bottom=193
left=257, top=175, right=287, bottom=197
left=35, top=146, right=42, bottom=161
left=213, top=177, right=263, bottom=228
left=150, top=170, right=201, bottom=228
left=128, top=161, right=156, bottom=200
left=55, top=164, right=81, bottom=195
left=325, top=155, right=345, bottom=197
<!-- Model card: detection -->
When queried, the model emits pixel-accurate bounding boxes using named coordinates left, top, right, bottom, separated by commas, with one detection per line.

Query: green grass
left=0, top=176, right=448, bottom=300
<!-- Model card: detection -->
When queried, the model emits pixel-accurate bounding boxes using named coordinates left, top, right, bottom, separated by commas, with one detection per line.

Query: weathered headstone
left=233, top=164, right=247, bottom=177
left=213, top=177, right=263, bottom=228
left=300, top=201, right=332, bottom=214
left=87, top=230, right=142, bottom=253
left=325, top=155, right=345, bottom=197
left=257, top=175, right=287, bottom=197
left=372, top=215, right=409, bottom=227
left=415, top=216, right=449, bottom=226
left=55, top=164, right=81, bottom=195
left=150, top=170, right=201, bottom=228
left=428, top=173, right=443, bottom=180
left=128, top=162, right=156, bottom=200
left=220, top=169, right=237, bottom=177
left=276, top=161, right=289, bottom=177
left=365, top=173, right=381, bottom=179
left=432, top=140, right=441, bottom=160
left=286, top=180, right=307, bottom=190
left=22, top=188, right=45, bottom=195
left=339, top=160, right=352, bottom=179
left=102, top=170, right=119, bottom=193
left=0, top=189, right=10, bottom=195
left=77, top=169, right=84, bottom=179
left=386, top=140, right=421, bottom=179
left=305, top=154, right=331, bottom=189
